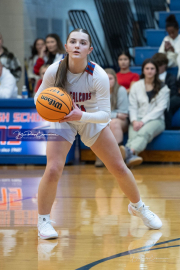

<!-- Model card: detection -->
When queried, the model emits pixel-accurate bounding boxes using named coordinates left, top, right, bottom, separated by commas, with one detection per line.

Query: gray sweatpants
left=126, top=119, right=165, bottom=154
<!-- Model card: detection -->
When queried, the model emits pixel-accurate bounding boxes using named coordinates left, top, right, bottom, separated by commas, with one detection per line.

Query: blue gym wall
left=23, top=0, right=109, bottom=60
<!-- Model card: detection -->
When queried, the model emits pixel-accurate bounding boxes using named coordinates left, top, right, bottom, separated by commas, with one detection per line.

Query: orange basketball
left=36, top=87, right=72, bottom=122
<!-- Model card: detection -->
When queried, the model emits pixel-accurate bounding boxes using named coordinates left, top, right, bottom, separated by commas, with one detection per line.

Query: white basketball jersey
left=34, top=60, right=111, bottom=125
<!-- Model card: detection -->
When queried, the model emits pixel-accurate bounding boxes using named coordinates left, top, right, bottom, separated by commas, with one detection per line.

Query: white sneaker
left=38, top=219, right=58, bottom=240
left=128, top=204, right=162, bottom=230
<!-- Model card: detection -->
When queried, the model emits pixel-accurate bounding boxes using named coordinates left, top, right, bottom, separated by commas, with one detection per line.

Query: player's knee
left=46, top=162, right=64, bottom=181
left=112, top=161, right=128, bottom=177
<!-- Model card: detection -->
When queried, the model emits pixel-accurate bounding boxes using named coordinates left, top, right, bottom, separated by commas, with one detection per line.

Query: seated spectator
left=95, top=68, right=129, bottom=167
left=152, top=52, right=179, bottom=129
left=34, top=64, right=49, bottom=93
left=120, top=59, right=170, bottom=167
left=34, top=33, right=65, bottom=75
left=28, top=38, right=47, bottom=82
left=0, top=32, right=22, bottom=81
left=0, top=62, right=18, bottom=98
left=159, top=15, right=180, bottom=73
left=116, top=51, right=139, bottom=93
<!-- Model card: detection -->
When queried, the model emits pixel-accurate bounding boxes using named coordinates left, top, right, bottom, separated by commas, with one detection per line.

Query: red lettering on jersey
left=69, top=92, right=91, bottom=102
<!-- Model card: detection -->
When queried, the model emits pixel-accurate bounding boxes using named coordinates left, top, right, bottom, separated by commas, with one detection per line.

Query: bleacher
left=80, top=0, right=180, bottom=163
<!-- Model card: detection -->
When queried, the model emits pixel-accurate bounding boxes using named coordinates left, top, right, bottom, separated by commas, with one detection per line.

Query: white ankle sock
left=38, top=214, right=50, bottom=224
left=130, top=199, right=143, bottom=209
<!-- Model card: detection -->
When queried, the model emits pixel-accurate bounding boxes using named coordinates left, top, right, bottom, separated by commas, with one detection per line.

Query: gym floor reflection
left=0, top=164, right=180, bottom=269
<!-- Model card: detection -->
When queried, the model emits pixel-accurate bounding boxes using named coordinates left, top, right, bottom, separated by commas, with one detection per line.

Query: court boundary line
left=75, top=238, right=180, bottom=270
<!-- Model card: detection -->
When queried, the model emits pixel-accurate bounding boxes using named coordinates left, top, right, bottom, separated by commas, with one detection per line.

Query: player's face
left=46, top=37, right=58, bottom=53
left=118, top=55, right=130, bottom=69
left=107, top=74, right=115, bottom=89
left=143, top=63, right=157, bottom=79
left=166, top=26, right=179, bottom=40
left=36, top=39, right=45, bottom=53
left=65, top=32, right=93, bottom=59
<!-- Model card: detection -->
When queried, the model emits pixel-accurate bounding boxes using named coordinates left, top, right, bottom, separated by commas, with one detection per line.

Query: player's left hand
left=59, top=100, right=83, bottom=123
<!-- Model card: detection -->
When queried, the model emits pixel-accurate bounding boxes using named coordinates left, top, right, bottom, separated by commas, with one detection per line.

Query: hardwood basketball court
left=0, top=164, right=180, bottom=269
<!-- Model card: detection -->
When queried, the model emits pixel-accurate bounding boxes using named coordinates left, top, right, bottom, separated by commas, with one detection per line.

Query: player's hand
left=59, top=100, right=83, bottom=123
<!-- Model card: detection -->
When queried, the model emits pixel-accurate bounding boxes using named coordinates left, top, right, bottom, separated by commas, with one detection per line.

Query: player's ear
left=64, top=44, right=68, bottom=53
left=88, top=47, right=93, bottom=55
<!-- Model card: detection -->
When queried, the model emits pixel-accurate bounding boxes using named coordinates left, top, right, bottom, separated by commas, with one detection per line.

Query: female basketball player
left=35, top=29, right=162, bottom=240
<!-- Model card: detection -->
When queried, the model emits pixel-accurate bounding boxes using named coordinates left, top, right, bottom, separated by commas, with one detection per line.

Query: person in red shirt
left=116, top=51, right=139, bottom=93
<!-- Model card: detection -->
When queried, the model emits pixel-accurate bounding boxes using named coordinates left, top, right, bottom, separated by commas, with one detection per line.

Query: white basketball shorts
left=49, top=121, right=110, bottom=147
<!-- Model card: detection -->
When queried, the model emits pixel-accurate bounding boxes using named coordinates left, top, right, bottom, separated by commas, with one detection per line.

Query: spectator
left=120, top=59, right=170, bottom=167
left=34, top=33, right=65, bottom=75
left=34, top=64, right=49, bottom=93
left=0, top=32, right=22, bottom=81
left=152, top=53, right=177, bottom=96
left=0, top=61, right=18, bottom=98
left=28, top=38, right=47, bottom=82
left=116, top=51, right=139, bottom=93
left=159, top=15, right=180, bottom=73
left=95, top=68, right=129, bottom=167
left=152, top=52, right=179, bottom=129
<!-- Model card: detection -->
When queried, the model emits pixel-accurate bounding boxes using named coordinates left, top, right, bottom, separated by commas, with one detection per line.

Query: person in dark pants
left=152, top=53, right=179, bottom=129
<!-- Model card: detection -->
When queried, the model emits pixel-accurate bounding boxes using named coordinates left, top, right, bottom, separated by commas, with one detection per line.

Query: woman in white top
left=34, top=29, right=162, bottom=240
left=159, top=14, right=180, bottom=76
left=95, top=68, right=129, bottom=167
left=120, top=59, right=170, bottom=167
left=0, top=62, right=17, bottom=98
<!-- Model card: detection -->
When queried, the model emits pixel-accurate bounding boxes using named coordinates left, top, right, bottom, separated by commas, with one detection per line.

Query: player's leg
left=38, top=139, right=71, bottom=214
left=91, top=126, right=140, bottom=203
left=95, top=118, right=127, bottom=167
left=90, top=126, right=162, bottom=229
left=38, top=138, right=72, bottom=240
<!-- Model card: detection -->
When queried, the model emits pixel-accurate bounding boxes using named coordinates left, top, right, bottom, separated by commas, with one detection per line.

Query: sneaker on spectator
left=120, top=146, right=143, bottom=167
left=128, top=203, right=162, bottom=230
left=38, top=219, right=58, bottom=240
left=95, top=157, right=105, bottom=167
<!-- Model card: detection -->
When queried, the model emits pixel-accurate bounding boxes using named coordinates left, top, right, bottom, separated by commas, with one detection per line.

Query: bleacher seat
left=135, top=47, right=159, bottom=65
left=159, top=11, right=180, bottom=28
left=170, top=0, right=180, bottom=11
left=146, top=29, right=165, bottom=47
left=130, top=66, right=178, bottom=76
left=80, top=108, right=180, bottom=152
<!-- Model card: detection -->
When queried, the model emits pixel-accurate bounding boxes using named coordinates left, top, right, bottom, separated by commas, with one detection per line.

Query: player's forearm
left=80, top=111, right=110, bottom=123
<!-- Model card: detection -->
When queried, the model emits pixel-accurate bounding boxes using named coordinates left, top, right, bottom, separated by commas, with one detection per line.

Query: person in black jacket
left=152, top=53, right=179, bottom=129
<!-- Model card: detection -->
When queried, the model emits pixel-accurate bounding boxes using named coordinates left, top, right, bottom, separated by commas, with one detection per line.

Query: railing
left=68, top=10, right=110, bottom=68
left=94, top=0, right=143, bottom=70
left=134, top=0, right=167, bottom=32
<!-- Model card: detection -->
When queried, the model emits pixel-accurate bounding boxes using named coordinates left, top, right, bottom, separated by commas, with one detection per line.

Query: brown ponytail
left=54, top=28, right=92, bottom=92
left=54, top=54, right=68, bottom=90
